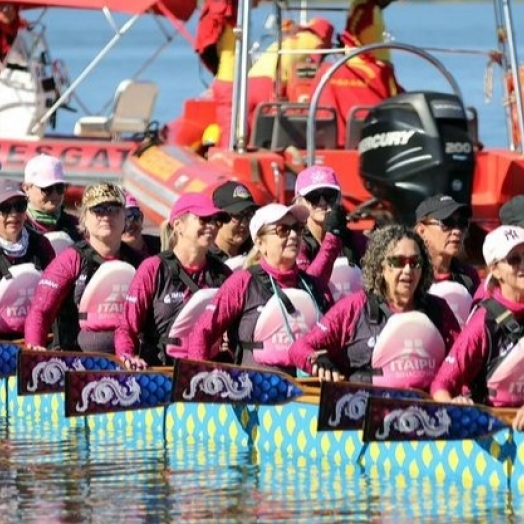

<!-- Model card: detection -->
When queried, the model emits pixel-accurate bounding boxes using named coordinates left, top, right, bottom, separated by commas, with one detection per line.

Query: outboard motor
left=358, top=91, right=475, bottom=225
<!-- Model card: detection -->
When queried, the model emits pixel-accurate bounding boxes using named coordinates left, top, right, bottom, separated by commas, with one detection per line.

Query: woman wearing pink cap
left=22, top=154, right=82, bottom=245
left=431, top=225, right=524, bottom=429
left=25, top=183, right=144, bottom=353
left=290, top=225, right=460, bottom=387
left=189, top=202, right=334, bottom=372
left=121, top=193, right=160, bottom=257
left=294, top=165, right=367, bottom=279
left=114, top=193, right=232, bottom=368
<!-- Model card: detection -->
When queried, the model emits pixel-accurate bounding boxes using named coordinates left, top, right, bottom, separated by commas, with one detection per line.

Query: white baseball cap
left=483, top=225, right=524, bottom=266
left=249, top=203, right=309, bottom=241
left=24, top=154, right=65, bottom=188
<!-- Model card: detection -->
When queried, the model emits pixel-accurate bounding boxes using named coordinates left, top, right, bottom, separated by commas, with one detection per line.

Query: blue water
left=38, top=1, right=524, bottom=148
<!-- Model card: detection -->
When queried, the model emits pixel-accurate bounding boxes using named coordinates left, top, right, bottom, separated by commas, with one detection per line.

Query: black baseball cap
left=212, top=181, right=258, bottom=215
left=415, top=194, right=471, bottom=222
left=499, top=196, right=524, bottom=227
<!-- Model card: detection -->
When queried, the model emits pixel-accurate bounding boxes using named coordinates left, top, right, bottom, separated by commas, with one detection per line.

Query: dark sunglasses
left=39, top=183, right=67, bottom=196
left=426, top=216, right=469, bottom=232
left=305, top=189, right=339, bottom=206
left=0, top=199, right=28, bottom=215
left=231, top=210, right=255, bottom=223
left=125, top=208, right=143, bottom=221
left=90, top=203, right=123, bottom=216
left=504, top=253, right=524, bottom=267
left=386, top=255, right=423, bottom=269
left=263, top=222, right=304, bottom=239
left=197, top=215, right=223, bottom=226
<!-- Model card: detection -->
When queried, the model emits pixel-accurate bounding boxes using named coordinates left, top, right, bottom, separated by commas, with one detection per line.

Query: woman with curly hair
left=289, top=224, right=461, bottom=388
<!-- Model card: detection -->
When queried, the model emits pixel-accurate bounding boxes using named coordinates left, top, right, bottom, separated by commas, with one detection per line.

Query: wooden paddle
left=63, top=358, right=436, bottom=419
left=317, top=381, right=429, bottom=432
left=363, top=396, right=517, bottom=442
left=64, top=359, right=321, bottom=417
left=17, top=349, right=131, bottom=395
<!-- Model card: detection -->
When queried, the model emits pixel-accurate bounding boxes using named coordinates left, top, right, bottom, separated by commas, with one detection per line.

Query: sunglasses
left=426, top=216, right=469, bottom=232
left=0, top=199, right=27, bottom=215
left=197, top=215, right=222, bottom=226
left=386, top=255, right=423, bottom=269
left=305, top=189, right=339, bottom=206
left=504, top=253, right=524, bottom=267
left=39, top=184, right=67, bottom=197
left=263, top=222, right=304, bottom=239
left=90, top=203, right=123, bottom=216
left=230, top=210, right=255, bottom=223
left=125, top=208, right=143, bottom=221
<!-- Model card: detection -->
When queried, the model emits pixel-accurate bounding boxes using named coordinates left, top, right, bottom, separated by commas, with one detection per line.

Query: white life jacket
left=0, top=263, right=42, bottom=334
left=166, top=288, right=219, bottom=359
left=328, top=257, right=363, bottom=301
left=371, top=311, right=446, bottom=389
left=44, top=231, right=75, bottom=256
left=429, top=280, right=472, bottom=328
left=252, top=288, right=318, bottom=367
left=225, top=255, right=246, bottom=272
left=78, top=260, right=135, bottom=331
left=487, top=337, right=524, bottom=407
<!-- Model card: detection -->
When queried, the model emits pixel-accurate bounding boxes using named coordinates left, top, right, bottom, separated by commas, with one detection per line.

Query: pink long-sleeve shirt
left=290, top=289, right=461, bottom=376
left=430, top=289, right=524, bottom=400
left=188, top=258, right=333, bottom=361
left=25, top=246, right=122, bottom=346
left=296, top=232, right=344, bottom=284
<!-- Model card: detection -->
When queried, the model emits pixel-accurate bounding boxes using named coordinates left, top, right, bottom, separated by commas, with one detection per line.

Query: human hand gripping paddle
left=362, top=396, right=517, bottom=442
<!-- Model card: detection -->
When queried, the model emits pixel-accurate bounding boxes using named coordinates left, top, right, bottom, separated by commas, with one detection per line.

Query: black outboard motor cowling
left=359, top=91, right=475, bottom=225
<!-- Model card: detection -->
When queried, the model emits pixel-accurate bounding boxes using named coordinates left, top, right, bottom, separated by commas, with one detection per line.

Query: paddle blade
left=0, top=341, right=22, bottom=378
left=363, top=397, right=510, bottom=442
left=65, top=370, right=172, bottom=417
left=17, top=350, right=123, bottom=395
left=172, top=358, right=306, bottom=405
left=317, top=382, right=428, bottom=431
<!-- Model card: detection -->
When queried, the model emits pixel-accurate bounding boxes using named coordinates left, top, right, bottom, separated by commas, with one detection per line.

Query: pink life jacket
left=252, top=288, right=319, bottom=367
left=78, top=260, right=135, bottom=331
left=166, top=288, right=218, bottom=359
left=225, top=255, right=246, bottom=272
left=44, top=231, right=74, bottom=256
left=0, top=263, right=42, bottom=334
left=429, top=281, right=472, bottom=328
left=487, top=338, right=524, bottom=407
left=371, top=311, right=446, bottom=389
left=328, top=257, right=363, bottom=301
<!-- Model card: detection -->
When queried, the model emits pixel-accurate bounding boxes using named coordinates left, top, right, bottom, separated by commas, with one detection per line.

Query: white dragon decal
left=375, top=406, right=452, bottom=440
left=182, top=370, right=253, bottom=401
left=328, top=390, right=370, bottom=426
left=27, top=358, right=86, bottom=392
left=75, top=376, right=141, bottom=412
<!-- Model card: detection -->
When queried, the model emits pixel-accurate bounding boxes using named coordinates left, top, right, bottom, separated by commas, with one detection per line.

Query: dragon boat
left=1, top=342, right=523, bottom=494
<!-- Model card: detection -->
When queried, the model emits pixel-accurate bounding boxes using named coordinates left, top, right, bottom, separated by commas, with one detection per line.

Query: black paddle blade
left=363, top=397, right=510, bottom=442
left=317, top=381, right=428, bottom=431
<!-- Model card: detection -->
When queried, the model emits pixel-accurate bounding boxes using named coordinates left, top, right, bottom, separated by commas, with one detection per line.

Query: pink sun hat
left=169, top=192, right=230, bottom=223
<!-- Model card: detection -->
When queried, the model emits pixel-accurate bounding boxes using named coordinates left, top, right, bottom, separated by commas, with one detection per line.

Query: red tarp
left=9, top=0, right=196, bottom=21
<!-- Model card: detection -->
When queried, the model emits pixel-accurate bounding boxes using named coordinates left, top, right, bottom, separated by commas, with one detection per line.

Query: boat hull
left=0, top=136, right=137, bottom=195
left=2, top=374, right=521, bottom=490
